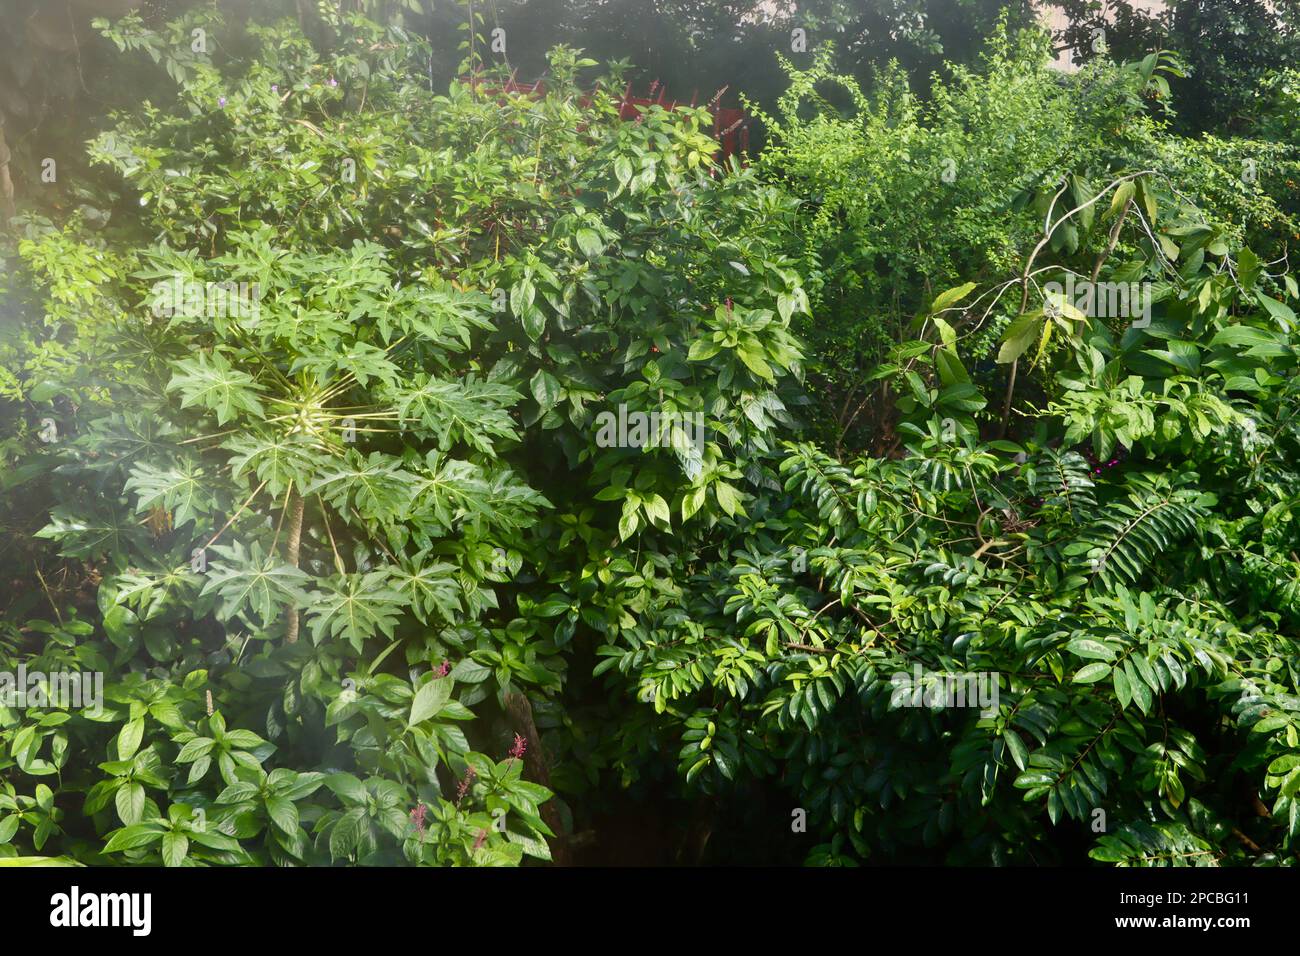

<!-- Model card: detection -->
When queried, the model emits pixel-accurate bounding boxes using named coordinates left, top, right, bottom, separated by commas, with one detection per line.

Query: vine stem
left=998, top=358, right=1019, bottom=439
left=998, top=170, right=1154, bottom=437
left=203, top=479, right=268, bottom=551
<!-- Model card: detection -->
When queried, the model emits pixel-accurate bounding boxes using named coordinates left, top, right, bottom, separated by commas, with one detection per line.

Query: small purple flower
left=329, top=76, right=338, bottom=88
left=218, top=96, right=227, bottom=108
left=271, top=84, right=278, bottom=93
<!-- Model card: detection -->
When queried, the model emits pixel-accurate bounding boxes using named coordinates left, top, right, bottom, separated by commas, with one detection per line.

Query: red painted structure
left=463, top=73, right=750, bottom=161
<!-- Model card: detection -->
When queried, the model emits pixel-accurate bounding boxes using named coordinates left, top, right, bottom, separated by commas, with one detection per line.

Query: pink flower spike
left=509, top=733, right=527, bottom=759
left=456, top=764, right=477, bottom=804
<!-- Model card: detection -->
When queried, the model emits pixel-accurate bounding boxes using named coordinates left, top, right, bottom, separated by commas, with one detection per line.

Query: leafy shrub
left=593, top=153, right=1300, bottom=865
left=0, top=9, right=808, bottom=865
left=5, top=4, right=1300, bottom=870
left=750, top=21, right=1299, bottom=449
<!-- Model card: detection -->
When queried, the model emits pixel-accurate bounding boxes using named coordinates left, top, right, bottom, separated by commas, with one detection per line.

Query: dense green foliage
left=3, top=3, right=1300, bottom=867
left=752, top=26, right=1300, bottom=451
left=1, top=6, right=807, bottom=865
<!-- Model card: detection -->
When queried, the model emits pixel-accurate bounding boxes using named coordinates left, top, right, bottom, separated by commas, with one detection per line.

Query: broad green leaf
left=1073, top=662, right=1112, bottom=684
left=409, top=677, right=453, bottom=727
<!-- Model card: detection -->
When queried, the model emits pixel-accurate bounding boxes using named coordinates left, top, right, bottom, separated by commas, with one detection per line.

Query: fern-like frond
left=1089, top=822, right=1220, bottom=866
left=1026, top=449, right=1096, bottom=520
left=1077, top=489, right=1203, bottom=589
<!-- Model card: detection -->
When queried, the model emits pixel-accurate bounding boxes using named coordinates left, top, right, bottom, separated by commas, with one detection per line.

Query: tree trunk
left=503, top=690, right=569, bottom=866
left=283, top=492, right=305, bottom=644
left=0, top=122, right=15, bottom=225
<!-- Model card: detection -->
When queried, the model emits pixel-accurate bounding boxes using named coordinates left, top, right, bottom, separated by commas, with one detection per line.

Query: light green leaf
left=1073, top=662, right=1112, bottom=684
left=409, top=677, right=453, bottom=727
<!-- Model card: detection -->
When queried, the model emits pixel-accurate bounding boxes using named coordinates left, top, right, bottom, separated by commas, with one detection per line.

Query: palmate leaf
left=125, top=459, right=217, bottom=528
left=258, top=303, right=353, bottom=351
left=105, top=565, right=202, bottom=621
left=68, top=412, right=181, bottom=475
left=306, top=570, right=410, bottom=652
left=474, top=462, right=552, bottom=531
left=200, top=540, right=311, bottom=625
left=388, top=551, right=462, bottom=624
left=292, top=341, right=399, bottom=389
left=222, top=431, right=319, bottom=497
left=304, top=451, right=419, bottom=526
left=35, top=502, right=150, bottom=563
left=406, top=455, right=549, bottom=536
left=372, top=284, right=494, bottom=349
left=386, top=374, right=520, bottom=453
left=407, top=454, right=493, bottom=532
left=165, top=351, right=267, bottom=425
